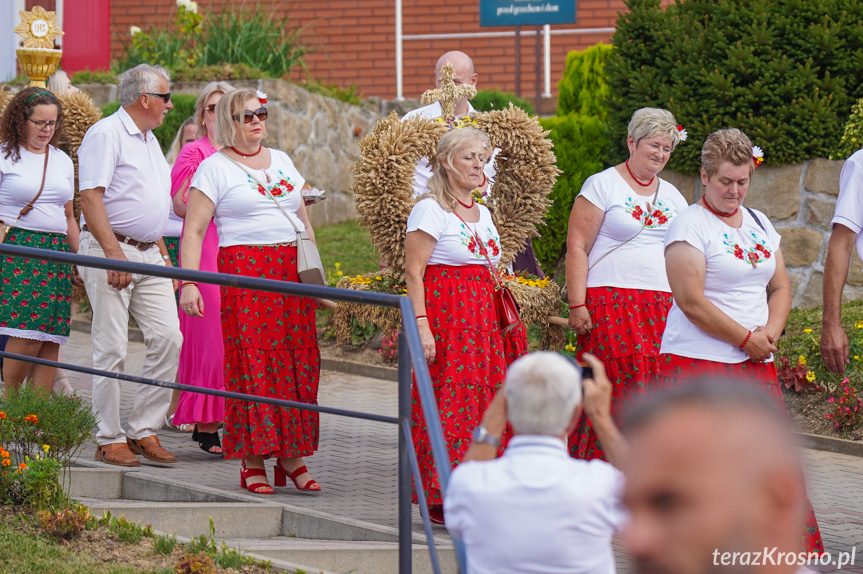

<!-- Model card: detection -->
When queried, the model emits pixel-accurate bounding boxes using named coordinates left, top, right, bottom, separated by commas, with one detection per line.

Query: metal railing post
left=398, top=332, right=413, bottom=574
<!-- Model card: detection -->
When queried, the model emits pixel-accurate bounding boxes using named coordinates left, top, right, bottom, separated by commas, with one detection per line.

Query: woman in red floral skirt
left=565, top=108, right=688, bottom=460
left=405, top=127, right=528, bottom=524
left=180, top=87, right=321, bottom=495
left=659, top=128, right=823, bottom=553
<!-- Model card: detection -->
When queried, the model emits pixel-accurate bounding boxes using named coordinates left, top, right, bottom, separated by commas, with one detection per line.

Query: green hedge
left=101, top=94, right=198, bottom=154
left=557, top=43, right=613, bottom=122
left=607, top=0, right=863, bottom=173
left=471, top=89, right=535, bottom=116
left=534, top=114, right=610, bottom=276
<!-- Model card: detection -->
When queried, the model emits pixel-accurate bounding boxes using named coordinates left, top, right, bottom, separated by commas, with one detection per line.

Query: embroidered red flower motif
left=733, top=245, right=744, bottom=260
left=644, top=218, right=654, bottom=227
left=747, top=252, right=759, bottom=265
left=10, top=312, right=18, bottom=319
left=467, top=238, right=477, bottom=253
left=631, top=206, right=644, bottom=220
left=22, top=279, right=29, bottom=285
left=30, top=313, right=38, bottom=320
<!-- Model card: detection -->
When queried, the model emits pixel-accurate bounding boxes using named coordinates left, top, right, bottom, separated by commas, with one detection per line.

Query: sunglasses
left=233, top=107, right=268, bottom=124
left=206, top=104, right=217, bottom=113
left=138, top=92, right=171, bottom=103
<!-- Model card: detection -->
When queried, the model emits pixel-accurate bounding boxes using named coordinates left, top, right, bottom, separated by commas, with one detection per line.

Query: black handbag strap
left=746, top=207, right=767, bottom=233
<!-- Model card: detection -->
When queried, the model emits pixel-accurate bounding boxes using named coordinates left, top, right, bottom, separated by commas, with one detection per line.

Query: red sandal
left=273, top=462, right=321, bottom=492
left=240, top=460, right=274, bottom=495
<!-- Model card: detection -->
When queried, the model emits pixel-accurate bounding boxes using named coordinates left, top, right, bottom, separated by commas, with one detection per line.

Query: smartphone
left=580, top=364, right=594, bottom=380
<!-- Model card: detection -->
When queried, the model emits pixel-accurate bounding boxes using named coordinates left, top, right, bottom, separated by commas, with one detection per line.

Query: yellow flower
left=803, top=328, right=813, bottom=334
left=798, top=355, right=807, bottom=366
left=856, top=356, right=860, bottom=361
left=375, top=276, right=382, bottom=280
left=806, top=371, right=816, bottom=383
left=564, top=344, right=576, bottom=352
left=334, top=262, right=341, bottom=268
left=42, top=445, right=49, bottom=453
left=856, top=321, right=863, bottom=329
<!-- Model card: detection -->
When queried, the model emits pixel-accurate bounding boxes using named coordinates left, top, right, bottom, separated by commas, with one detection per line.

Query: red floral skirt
left=411, top=264, right=528, bottom=505
left=659, top=353, right=825, bottom=555
left=569, top=287, right=672, bottom=461
left=217, top=245, right=320, bottom=460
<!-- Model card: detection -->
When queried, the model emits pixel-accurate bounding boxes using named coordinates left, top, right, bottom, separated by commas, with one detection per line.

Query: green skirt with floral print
left=0, top=227, right=72, bottom=344
left=164, top=235, right=181, bottom=306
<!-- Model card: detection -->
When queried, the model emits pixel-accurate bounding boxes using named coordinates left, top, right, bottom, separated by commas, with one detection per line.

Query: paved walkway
left=50, top=331, right=863, bottom=572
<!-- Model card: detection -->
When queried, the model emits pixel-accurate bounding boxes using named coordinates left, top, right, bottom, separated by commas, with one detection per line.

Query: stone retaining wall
left=661, top=160, right=860, bottom=309
left=77, top=80, right=421, bottom=230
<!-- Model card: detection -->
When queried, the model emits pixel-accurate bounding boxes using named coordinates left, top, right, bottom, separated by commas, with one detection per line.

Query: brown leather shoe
left=127, top=435, right=177, bottom=464
left=94, top=443, right=141, bottom=467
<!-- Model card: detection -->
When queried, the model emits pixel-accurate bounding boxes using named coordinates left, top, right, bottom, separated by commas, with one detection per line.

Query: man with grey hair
left=444, top=352, right=626, bottom=573
left=623, top=380, right=821, bottom=574
left=78, top=63, right=182, bottom=467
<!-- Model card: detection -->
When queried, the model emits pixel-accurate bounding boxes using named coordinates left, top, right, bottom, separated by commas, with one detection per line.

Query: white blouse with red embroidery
left=407, top=198, right=502, bottom=267
left=660, top=204, right=781, bottom=363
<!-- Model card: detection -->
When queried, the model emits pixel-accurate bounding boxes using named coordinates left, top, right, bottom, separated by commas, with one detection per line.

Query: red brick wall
left=108, top=0, right=671, bottom=100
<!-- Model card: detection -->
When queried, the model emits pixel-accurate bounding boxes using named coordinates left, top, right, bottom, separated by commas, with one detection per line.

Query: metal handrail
left=0, top=241, right=463, bottom=574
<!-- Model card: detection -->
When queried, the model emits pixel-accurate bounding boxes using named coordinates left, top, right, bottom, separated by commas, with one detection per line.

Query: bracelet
left=415, top=315, right=429, bottom=321
left=162, top=254, right=170, bottom=260
left=179, top=282, right=198, bottom=289
left=569, top=303, right=587, bottom=310
left=738, top=330, right=752, bottom=350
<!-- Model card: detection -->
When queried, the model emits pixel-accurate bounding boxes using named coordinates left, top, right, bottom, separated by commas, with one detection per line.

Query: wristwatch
left=472, top=425, right=501, bottom=448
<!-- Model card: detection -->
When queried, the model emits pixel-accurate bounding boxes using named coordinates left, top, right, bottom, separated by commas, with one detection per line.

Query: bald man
left=623, top=381, right=822, bottom=574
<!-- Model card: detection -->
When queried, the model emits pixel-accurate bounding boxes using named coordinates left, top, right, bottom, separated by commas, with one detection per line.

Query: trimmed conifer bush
left=557, top=43, right=613, bottom=122
left=607, top=0, right=863, bottom=173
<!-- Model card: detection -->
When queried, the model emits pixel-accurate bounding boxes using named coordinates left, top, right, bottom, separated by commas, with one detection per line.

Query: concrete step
left=223, top=538, right=458, bottom=574
left=77, top=498, right=283, bottom=539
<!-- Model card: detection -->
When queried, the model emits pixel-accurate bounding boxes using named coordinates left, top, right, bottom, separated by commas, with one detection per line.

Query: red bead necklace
left=625, top=159, right=655, bottom=187
left=702, top=195, right=739, bottom=218
left=230, top=145, right=263, bottom=157
left=456, top=196, right=475, bottom=209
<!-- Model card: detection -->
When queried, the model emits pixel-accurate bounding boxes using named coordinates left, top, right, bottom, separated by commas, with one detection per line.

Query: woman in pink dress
left=170, top=81, right=234, bottom=455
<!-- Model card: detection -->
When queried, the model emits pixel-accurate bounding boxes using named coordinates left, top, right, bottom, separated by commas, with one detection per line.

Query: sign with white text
left=479, top=0, right=576, bottom=27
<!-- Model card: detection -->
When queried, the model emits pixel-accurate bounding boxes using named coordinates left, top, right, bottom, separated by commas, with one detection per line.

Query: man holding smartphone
left=444, top=351, right=625, bottom=574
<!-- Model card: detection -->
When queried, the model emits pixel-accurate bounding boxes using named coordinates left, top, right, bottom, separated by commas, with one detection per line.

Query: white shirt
left=0, top=145, right=73, bottom=234
left=832, top=149, right=863, bottom=269
left=192, top=150, right=306, bottom=247
left=661, top=204, right=781, bottom=363
left=402, top=101, right=496, bottom=197
left=581, top=167, right=688, bottom=292
left=78, top=106, right=172, bottom=242
left=407, top=198, right=502, bottom=266
left=445, top=435, right=626, bottom=574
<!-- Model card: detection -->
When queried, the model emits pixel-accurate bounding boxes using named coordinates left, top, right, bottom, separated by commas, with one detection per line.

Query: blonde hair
left=165, top=116, right=196, bottom=164
left=701, top=128, right=755, bottom=178
left=212, top=88, right=263, bottom=147
left=426, top=127, right=491, bottom=212
left=628, top=107, right=682, bottom=150
left=194, top=81, right=234, bottom=139
left=46, top=70, right=72, bottom=95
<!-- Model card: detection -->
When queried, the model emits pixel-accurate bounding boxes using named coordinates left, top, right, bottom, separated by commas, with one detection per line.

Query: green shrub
left=471, top=89, right=535, bottom=116
left=607, top=0, right=863, bottom=173
left=170, top=62, right=265, bottom=82
left=833, top=97, right=863, bottom=160
left=557, top=43, right=613, bottom=121
left=69, top=69, right=117, bottom=85
left=303, top=79, right=364, bottom=106
left=534, top=114, right=610, bottom=276
left=101, top=93, right=198, bottom=154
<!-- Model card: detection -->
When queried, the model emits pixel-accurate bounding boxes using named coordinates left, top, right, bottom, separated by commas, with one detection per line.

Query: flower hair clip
left=752, top=146, right=764, bottom=168
left=676, top=124, right=688, bottom=142
left=256, top=89, right=268, bottom=104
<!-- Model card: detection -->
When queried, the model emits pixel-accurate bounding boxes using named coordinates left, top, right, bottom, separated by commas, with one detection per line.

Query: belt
left=82, top=225, right=156, bottom=251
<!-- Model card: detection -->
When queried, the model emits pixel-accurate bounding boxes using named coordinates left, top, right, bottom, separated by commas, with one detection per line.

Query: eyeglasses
left=206, top=104, right=217, bottom=113
left=233, top=108, right=267, bottom=124
left=27, top=118, right=60, bottom=130
left=138, top=92, right=171, bottom=103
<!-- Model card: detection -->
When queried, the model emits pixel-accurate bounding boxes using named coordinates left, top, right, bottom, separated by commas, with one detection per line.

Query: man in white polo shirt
left=821, top=148, right=863, bottom=374
left=78, top=63, right=182, bottom=467
left=444, top=352, right=626, bottom=574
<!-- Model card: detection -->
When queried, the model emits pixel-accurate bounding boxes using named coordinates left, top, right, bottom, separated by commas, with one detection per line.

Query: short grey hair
left=628, top=107, right=682, bottom=150
left=118, top=64, right=171, bottom=107
left=504, top=352, right=583, bottom=436
left=212, top=87, right=261, bottom=148
left=194, top=81, right=234, bottom=139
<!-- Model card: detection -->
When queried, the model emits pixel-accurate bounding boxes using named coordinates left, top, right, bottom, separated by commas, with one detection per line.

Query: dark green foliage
left=69, top=69, right=117, bottom=85
left=471, top=89, right=535, bottom=116
left=834, top=98, right=863, bottom=160
left=606, top=0, right=863, bottom=173
left=557, top=43, right=613, bottom=121
left=101, top=94, right=198, bottom=154
left=534, top=114, right=610, bottom=276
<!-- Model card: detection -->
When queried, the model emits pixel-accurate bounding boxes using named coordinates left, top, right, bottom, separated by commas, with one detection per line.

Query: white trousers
left=79, top=232, right=182, bottom=445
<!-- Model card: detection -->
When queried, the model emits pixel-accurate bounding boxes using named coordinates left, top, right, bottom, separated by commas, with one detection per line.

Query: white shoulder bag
left=220, top=150, right=326, bottom=286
